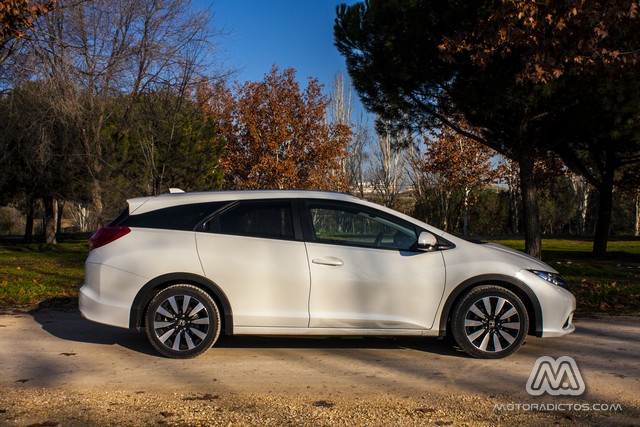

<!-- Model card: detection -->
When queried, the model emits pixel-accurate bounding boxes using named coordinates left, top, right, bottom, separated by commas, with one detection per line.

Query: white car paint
left=305, top=242, right=446, bottom=330
left=79, top=190, right=576, bottom=358
left=196, top=233, right=310, bottom=328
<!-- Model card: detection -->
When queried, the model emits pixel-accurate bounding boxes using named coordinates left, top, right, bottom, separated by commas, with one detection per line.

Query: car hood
left=479, top=242, right=558, bottom=273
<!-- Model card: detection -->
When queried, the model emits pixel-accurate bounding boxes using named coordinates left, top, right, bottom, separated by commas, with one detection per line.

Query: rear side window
left=213, top=201, right=295, bottom=240
left=109, top=207, right=130, bottom=226
left=120, top=202, right=227, bottom=231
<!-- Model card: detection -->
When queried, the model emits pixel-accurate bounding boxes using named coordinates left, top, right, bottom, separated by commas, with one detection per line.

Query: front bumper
left=516, top=270, right=576, bottom=338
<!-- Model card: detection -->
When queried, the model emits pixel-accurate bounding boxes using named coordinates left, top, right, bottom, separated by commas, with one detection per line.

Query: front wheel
left=145, top=284, right=221, bottom=358
left=451, top=285, right=529, bottom=359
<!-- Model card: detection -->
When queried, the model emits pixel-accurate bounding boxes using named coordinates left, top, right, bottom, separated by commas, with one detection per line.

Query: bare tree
left=17, top=0, right=221, bottom=228
left=496, top=156, right=521, bottom=235
left=636, top=190, right=640, bottom=237
left=329, top=72, right=352, bottom=127
left=329, top=72, right=369, bottom=197
left=346, top=121, right=369, bottom=198
left=369, top=121, right=408, bottom=209
left=406, top=141, right=426, bottom=199
left=570, top=173, right=592, bottom=236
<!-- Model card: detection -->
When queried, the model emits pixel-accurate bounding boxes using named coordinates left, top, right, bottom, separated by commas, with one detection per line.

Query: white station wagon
left=79, top=190, right=576, bottom=358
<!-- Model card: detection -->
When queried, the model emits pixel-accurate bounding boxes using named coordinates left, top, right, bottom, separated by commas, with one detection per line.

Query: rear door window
left=211, top=201, right=295, bottom=240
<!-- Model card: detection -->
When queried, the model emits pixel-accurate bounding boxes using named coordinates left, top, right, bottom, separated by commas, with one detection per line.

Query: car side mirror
left=417, top=231, right=438, bottom=252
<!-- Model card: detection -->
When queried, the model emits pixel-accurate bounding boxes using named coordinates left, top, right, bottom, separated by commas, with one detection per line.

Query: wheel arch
left=438, top=274, right=542, bottom=338
left=129, top=272, right=233, bottom=335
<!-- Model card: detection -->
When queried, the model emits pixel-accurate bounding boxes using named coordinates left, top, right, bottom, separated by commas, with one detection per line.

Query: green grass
left=493, top=239, right=640, bottom=314
left=0, top=238, right=638, bottom=314
left=0, top=240, right=88, bottom=310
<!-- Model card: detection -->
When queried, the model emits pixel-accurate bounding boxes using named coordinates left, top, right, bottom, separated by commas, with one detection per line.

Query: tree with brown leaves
left=0, top=0, right=56, bottom=65
left=202, top=66, right=352, bottom=191
left=420, top=123, right=499, bottom=234
left=442, top=0, right=640, bottom=83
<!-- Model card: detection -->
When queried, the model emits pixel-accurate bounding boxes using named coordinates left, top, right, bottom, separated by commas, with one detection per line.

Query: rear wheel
left=451, top=285, right=528, bottom=358
left=145, top=284, right=221, bottom=358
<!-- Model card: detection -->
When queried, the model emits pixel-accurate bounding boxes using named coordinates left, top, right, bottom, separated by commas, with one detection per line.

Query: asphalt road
left=0, top=309, right=638, bottom=425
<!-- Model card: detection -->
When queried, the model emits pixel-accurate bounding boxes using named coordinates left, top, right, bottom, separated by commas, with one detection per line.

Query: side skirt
left=232, top=327, right=437, bottom=337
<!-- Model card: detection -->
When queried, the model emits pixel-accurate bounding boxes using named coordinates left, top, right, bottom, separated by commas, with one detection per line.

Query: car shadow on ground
left=30, top=304, right=158, bottom=357
left=29, top=300, right=465, bottom=359
left=215, top=334, right=463, bottom=357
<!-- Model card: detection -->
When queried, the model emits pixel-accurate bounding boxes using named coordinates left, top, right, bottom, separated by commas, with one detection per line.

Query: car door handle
left=312, top=257, right=344, bottom=266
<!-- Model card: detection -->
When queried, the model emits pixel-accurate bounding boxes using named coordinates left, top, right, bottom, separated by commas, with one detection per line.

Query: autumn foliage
left=441, top=0, right=640, bottom=82
left=0, top=0, right=56, bottom=49
left=422, top=125, right=498, bottom=192
left=200, top=66, right=351, bottom=191
left=418, top=122, right=500, bottom=231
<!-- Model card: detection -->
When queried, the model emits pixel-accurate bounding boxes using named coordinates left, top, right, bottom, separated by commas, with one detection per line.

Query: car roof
left=127, top=190, right=362, bottom=215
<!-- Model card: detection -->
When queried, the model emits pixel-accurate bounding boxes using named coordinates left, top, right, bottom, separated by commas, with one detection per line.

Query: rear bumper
left=79, top=285, right=131, bottom=329
left=79, top=262, right=148, bottom=329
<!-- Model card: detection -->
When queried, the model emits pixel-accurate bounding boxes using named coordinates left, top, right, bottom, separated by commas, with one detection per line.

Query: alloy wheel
left=463, top=296, right=521, bottom=353
left=451, top=285, right=529, bottom=358
left=146, top=284, right=220, bottom=358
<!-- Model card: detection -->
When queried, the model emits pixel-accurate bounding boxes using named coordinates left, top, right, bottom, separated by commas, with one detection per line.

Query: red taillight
left=89, top=226, right=131, bottom=250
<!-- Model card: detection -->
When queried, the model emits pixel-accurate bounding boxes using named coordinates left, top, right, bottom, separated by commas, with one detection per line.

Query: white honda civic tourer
left=79, top=190, right=576, bottom=359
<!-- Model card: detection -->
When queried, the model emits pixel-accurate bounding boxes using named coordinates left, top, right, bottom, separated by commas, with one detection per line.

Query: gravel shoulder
left=4, top=388, right=637, bottom=427
left=0, top=310, right=638, bottom=426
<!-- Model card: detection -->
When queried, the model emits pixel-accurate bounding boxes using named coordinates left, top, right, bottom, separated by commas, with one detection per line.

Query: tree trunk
left=23, top=198, right=35, bottom=243
left=442, top=191, right=450, bottom=232
left=463, top=186, right=469, bottom=236
left=506, top=164, right=519, bottom=235
left=580, top=185, right=590, bottom=236
left=56, top=199, right=65, bottom=234
left=509, top=188, right=519, bottom=234
left=90, top=178, right=103, bottom=230
left=635, top=192, right=640, bottom=237
left=593, top=171, right=615, bottom=257
left=519, top=151, right=542, bottom=259
left=43, top=196, right=57, bottom=245
left=570, top=174, right=590, bottom=236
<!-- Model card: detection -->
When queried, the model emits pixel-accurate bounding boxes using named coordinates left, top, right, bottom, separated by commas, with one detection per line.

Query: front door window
left=309, top=205, right=417, bottom=250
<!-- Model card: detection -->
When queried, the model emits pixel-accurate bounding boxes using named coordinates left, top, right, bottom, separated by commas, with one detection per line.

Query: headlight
left=530, top=270, right=568, bottom=288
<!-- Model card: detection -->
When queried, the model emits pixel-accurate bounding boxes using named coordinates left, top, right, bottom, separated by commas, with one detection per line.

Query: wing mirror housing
left=417, top=231, right=438, bottom=252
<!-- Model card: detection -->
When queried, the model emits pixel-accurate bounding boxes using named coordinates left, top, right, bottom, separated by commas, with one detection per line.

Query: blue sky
left=201, top=0, right=359, bottom=98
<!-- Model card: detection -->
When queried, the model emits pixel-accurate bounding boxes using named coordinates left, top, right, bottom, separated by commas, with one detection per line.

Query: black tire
left=451, top=285, right=529, bottom=359
left=145, top=284, right=221, bottom=358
